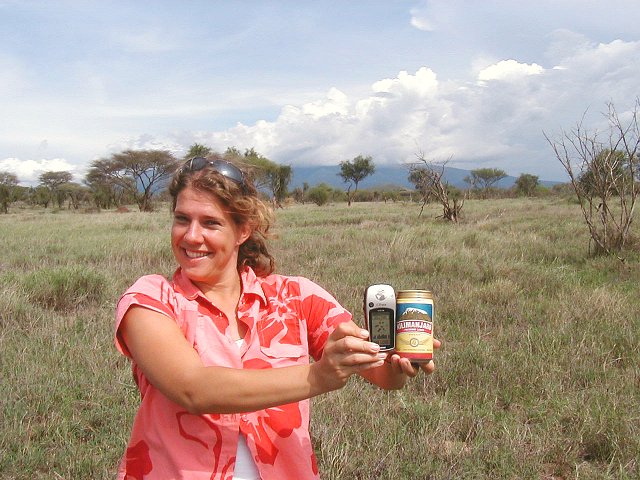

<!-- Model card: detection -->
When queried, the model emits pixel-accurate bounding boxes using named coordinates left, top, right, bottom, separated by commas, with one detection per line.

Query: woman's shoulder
left=116, top=273, right=183, bottom=325
left=124, top=274, right=173, bottom=296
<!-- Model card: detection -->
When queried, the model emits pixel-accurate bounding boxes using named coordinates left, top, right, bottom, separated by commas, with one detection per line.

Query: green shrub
left=306, top=184, right=331, bottom=206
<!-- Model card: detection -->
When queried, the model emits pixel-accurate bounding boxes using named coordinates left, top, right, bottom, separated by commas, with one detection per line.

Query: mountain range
left=288, top=164, right=562, bottom=191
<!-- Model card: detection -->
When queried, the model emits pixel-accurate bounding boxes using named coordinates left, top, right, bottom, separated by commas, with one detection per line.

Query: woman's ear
left=236, top=223, right=252, bottom=246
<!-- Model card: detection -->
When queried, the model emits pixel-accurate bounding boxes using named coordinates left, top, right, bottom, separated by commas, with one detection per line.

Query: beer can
left=395, top=290, right=434, bottom=363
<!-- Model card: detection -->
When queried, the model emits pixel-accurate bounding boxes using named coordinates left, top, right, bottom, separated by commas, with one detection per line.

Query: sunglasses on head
left=182, top=157, right=248, bottom=191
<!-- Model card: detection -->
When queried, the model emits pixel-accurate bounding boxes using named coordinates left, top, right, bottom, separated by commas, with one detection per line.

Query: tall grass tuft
left=21, top=267, right=109, bottom=312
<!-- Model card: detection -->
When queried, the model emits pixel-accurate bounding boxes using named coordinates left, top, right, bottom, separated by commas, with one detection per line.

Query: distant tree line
left=0, top=144, right=295, bottom=212
left=0, top=141, right=628, bottom=246
left=0, top=143, right=566, bottom=214
left=5, top=98, right=637, bottom=259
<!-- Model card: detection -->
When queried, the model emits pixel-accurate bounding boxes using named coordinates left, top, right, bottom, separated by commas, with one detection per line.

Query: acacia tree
left=226, top=147, right=292, bottom=207
left=464, top=168, right=507, bottom=198
left=38, top=170, right=73, bottom=208
left=185, top=143, right=212, bottom=159
left=84, top=167, right=132, bottom=209
left=407, top=154, right=464, bottom=222
left=86, top=150, right=179, bottom=211
left=0, top=171, right=19, bottom=213
left=58, top=183, right=90, bottom=209
left=29, top=186, right=52, bottom=208
left=545, top=100, right=640, bottom=256
left=339, top=155, right=375, bottom=206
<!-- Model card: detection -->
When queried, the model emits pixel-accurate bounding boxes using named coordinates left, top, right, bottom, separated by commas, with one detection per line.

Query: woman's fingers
left=320, top=325, right=442, bottom=389
left=316, top=321, right=389, bottom=385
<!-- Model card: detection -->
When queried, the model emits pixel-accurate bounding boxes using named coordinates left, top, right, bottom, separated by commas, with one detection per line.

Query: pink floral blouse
left=114, top=267, right=351, bottom=479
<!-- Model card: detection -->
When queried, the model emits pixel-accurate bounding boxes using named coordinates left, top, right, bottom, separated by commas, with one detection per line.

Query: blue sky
left=2, top=0, right=640, bottom=184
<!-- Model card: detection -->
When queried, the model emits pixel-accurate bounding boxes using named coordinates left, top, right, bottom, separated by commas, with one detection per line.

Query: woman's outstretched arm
left=119, top=307, right=387, bottom=414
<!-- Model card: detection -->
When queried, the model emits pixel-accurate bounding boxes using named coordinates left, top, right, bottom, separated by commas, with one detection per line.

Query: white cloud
left=301, top=88, right=350, bottom=119
left=6, top=32, right=640, bottom=184
left=3, top=0, right=640, bottom=186
left=197, top=37, right=640, bottom=180
left=372, top=67, right=439, bottom=97
left=477, top=60, right=545, bottom=83
left=0, top=157, right=81, bottom=185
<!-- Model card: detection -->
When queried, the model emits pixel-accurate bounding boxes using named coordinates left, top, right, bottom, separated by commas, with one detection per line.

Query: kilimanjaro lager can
left=395, top=290, right=434, bottom=363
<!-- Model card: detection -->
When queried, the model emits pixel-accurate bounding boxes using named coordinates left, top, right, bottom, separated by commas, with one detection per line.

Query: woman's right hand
left=310, top=321, right=387, bottom=392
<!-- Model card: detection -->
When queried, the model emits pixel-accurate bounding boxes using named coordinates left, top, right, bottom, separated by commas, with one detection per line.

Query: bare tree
left=407, top=154, right=465, bottom=222
left=544, top=100, right=640, bottom=256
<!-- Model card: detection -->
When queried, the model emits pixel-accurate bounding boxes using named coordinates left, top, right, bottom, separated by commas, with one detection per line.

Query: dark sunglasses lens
left=211, top=160, right=243, bottom=184
left=189, top=157, right=208, bottom=171
left=183, top=157, right=246, bottom=189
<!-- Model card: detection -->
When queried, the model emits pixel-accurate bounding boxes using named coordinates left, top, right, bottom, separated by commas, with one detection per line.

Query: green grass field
left=1, top=198, right=639, bottom=479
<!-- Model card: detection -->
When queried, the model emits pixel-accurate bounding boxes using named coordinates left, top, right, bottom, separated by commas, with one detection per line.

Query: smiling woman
left=171, top=187, right=252, bottom=298
left=114, top=153, right=439, bottom=480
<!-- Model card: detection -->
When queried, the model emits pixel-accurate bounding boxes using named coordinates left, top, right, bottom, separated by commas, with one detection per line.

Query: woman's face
left=171, top=187, right=250, bottom=288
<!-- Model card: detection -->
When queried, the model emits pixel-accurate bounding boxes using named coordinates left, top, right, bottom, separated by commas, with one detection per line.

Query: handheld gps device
left=363, top=284, right=396, bottom=351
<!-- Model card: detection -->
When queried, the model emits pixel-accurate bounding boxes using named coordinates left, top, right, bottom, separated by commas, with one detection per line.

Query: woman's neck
left=194, top=270, right=242, bottom=306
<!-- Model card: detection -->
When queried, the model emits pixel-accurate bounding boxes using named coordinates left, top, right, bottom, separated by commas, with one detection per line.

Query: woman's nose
left=184, top=221, right=203, bottom=242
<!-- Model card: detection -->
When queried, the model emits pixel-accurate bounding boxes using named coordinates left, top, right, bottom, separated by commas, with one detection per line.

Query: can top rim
left=397, top=289, right=433, bottom=298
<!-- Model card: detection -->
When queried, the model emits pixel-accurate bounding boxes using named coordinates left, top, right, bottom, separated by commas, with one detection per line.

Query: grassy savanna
left=1, top=198, right=639, bottom=479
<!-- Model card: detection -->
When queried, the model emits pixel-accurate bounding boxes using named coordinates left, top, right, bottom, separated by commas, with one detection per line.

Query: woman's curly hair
left=169, top=154, right=275, bottom=277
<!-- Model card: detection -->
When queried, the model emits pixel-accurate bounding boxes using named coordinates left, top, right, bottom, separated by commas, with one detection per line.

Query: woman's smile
left=184, top=249, right=212, bottom=259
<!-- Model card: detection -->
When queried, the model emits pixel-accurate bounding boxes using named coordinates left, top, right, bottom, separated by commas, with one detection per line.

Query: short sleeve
left=296, top=277, right=352, bottom=360
left=114, top=275, right=178, bottom=358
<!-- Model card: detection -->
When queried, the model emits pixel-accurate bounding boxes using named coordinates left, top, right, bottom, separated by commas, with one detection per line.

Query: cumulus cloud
left=477, top=60, right=545, bottom=83
left=0, top=158, right=81, bottom=185
left=372, top=67, right=439, bottom=97
left=300, top=87, right=350, bottom=119
left=4, top=31, right=640, bottom=184
left=198, top=38, right=640, bottom=180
